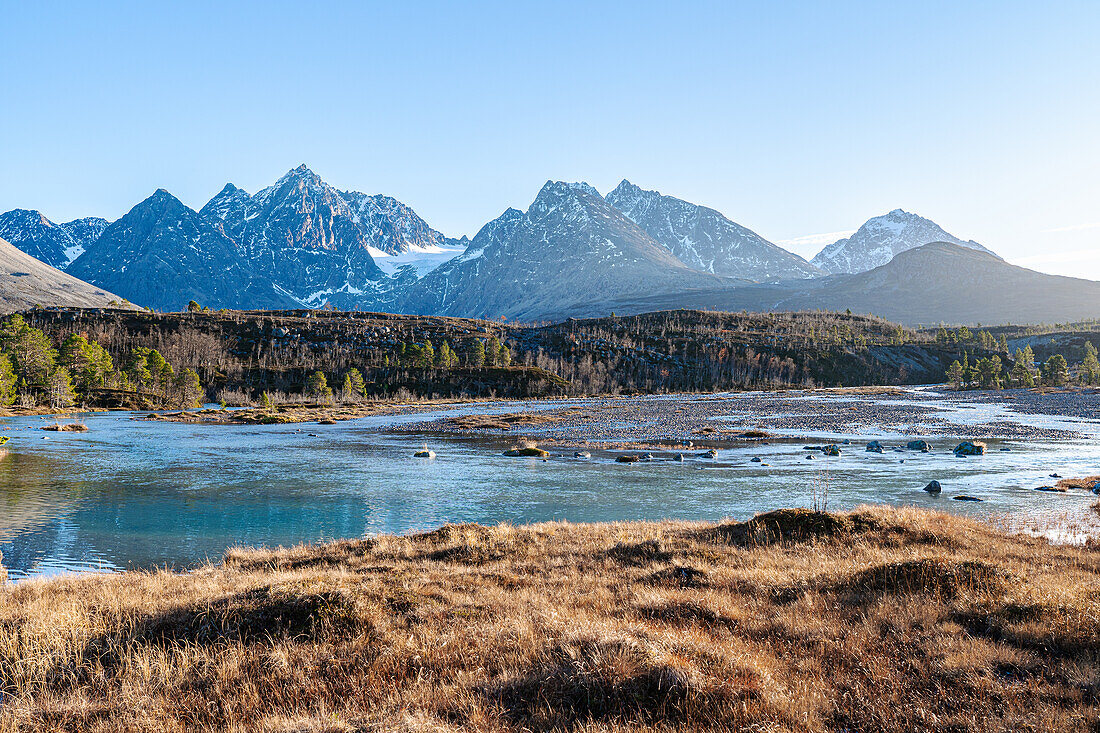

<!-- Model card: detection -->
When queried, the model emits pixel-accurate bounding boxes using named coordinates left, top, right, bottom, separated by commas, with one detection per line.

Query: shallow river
left=1, top=391, right=1098, bottom=580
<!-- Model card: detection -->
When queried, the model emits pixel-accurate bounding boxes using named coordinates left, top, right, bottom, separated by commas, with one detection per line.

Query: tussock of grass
left=832, top=558, right=1008, bottom=599
left=1, top=506, right=1099, bottom=731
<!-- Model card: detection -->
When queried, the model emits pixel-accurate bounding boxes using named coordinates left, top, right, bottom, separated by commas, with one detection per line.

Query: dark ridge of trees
left=14, top=307, right=989, bottom=404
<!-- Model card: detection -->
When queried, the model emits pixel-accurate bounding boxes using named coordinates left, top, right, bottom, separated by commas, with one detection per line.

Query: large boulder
left=924, top=480, right=942, bottom=494
left=953, top=441, right=987, bottom=457
left=907, top=440, right=932, bottom=452
left=866, top=441, right=885, bottom=453
left=822, top=444, right=842, bottom=457
left=504, top=447, right=550, bottom=458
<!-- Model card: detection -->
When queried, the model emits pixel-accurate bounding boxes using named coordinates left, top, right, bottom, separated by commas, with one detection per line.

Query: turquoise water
left=1, top=395, right=1098, bottom=580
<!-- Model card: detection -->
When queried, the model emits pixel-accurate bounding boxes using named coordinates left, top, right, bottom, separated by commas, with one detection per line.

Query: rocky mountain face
left=811, top=209, right=994, bottom=274
left=68, top=190, right=300, bottom=312
left=198, top=165, right=463, bottom=308
left=0, top=235, right=131, bottom=313
left=0, top=210, right=109, bottom=269
left=398, top=181, right=733, bottom=321
left=606, top=180, right=822, bottom=280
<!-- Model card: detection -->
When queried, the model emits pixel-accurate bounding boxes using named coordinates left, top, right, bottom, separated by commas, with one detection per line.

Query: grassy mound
left=834, top=558, right=1007, bottom=599
left=703, top=508, right=863, bottom=546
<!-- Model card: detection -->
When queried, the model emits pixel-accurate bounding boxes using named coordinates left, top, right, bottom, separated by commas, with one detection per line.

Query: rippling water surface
left=1, top=392, right=1098, bottom=580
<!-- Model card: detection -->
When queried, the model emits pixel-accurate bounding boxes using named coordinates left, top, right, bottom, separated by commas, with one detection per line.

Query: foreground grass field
left=1, top=507, right=1098, bottom=732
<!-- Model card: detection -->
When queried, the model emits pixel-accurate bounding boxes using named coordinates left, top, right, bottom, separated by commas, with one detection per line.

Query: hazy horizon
left=2, top=1, right=1098, bottom=278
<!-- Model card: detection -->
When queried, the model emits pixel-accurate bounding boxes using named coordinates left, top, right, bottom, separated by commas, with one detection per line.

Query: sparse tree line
left=945, top=342, right=1099, bottom=390
left=0, top=315, right=204, bottom=409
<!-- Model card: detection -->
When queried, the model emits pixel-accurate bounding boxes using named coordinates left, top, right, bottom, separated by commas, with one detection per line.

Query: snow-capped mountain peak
left=0, top=208, right=110, bottom=270
left=811, top=209, right=995, bottom=275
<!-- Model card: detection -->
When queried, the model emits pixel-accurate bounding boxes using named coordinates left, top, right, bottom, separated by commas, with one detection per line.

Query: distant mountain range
left=2, top=167, right=1098, bottom=326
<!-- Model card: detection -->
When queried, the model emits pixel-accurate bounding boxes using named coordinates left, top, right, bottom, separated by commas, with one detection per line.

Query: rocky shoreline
left=389, top=388, right=1092, bottom=445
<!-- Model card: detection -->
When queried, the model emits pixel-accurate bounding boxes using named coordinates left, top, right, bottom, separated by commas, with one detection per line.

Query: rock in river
left=953, top=441, right=986, bottom=457
left=504, top=447, right=550, bottom=458
left=866, top=441, right=885, bottom=453
left=924, top=480, right=942, bottom=494
left=907, top=440, right=932, bottom=452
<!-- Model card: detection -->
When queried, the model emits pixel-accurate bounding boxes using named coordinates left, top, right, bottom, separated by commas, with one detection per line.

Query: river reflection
left=1, top=395, right=1098, bottom=580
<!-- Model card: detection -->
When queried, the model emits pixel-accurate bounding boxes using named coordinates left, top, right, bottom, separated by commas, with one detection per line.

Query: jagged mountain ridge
left=398, top=180, right=735, bottom=321
left=0, top=209, right=109, bottom=269
left=199, top=165, right=464, bottom=307
left=68, top=190, right=300, bottom=312
left=811, top=209, right=994, bottom=274
left=606, top=180, right=822, bottom=280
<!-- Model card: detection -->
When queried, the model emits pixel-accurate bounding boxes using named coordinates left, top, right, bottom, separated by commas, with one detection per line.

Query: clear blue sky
left=2, top=1, right=1098, bottom=277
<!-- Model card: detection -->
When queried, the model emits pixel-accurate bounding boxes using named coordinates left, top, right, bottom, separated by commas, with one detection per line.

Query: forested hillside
left=14, top=307, right=994, bottom=405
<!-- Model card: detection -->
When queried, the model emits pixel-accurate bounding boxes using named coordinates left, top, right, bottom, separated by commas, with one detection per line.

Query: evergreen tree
left=437, top=340, right=455, bottom=368
left=124, top=347, right=153, bottom=390
left=946, top=360, right=965, bottom=390
left=0, top=353, right=16, bottom=406
left=1081, top=342, right=1100, bottom=385
left=0, top=315, right=57, bottom=390
left=1043, top=354, right=1069, bottom=387
left=485, top=337, right=500, bottom=366
left=470, top=339, right=486, bottom=367
left=421, top=340, right=435, bottom=368
left=1010, top=349, right=1035, bottom=388
left=172, top=368, right=204, bottom=408
left=46, top=367, right=76, bottom=408
left=305, top=371, right=333, bottom=403
left=342, top=368, right=366, bottom=402
left=498, top=341, right=512, bottom=367
left=59, top=334, right=114, bottom=392
left=144, top=349, right=174, bottom=396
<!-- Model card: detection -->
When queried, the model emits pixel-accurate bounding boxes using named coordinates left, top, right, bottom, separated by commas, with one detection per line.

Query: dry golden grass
left=1, top=507, right=1099, bottom=731
left=1057, top=475, right=1100, bottom=491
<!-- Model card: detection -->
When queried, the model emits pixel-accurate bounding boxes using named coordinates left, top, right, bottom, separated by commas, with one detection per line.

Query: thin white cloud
left=776, top=229, right=857, bottom=248
left=1042, top=222, right=1100, bottom=233
left=1013, top=248, right=1100, bottom=266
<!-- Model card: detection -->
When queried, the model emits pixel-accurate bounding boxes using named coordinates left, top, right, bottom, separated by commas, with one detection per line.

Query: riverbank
left=1, top=506, right=1096, bottom=731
